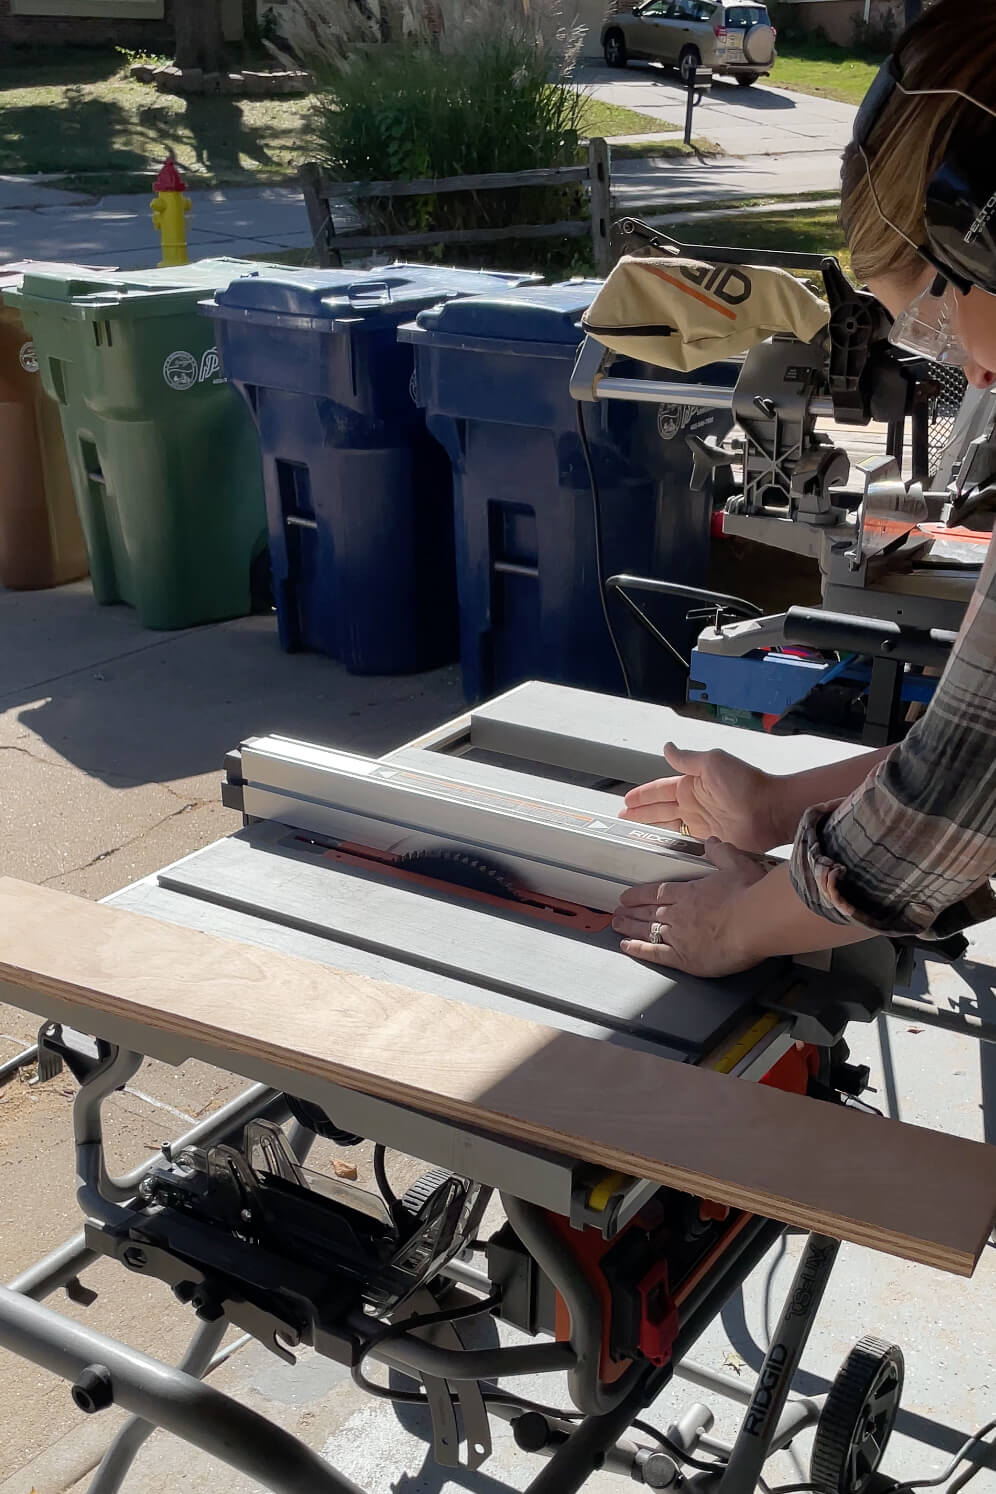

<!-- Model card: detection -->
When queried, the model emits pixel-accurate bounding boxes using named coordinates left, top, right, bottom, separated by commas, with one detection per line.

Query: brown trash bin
left=0, top=263, right=90, bottom=590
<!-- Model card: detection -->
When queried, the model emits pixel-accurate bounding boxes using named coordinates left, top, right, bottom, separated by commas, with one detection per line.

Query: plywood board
left=1, top=877, right=993, bottom=1276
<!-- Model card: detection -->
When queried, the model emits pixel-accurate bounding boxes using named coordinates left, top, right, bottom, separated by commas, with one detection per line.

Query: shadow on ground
left=577, top=60, right=799, bottom=111
left=0, top=581, right=464, bottom=788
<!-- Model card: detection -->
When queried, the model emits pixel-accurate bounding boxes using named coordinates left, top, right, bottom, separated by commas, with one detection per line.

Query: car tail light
left=772, top=25, right=777, bottom=38
left=714, top=24, right=727, bottom=36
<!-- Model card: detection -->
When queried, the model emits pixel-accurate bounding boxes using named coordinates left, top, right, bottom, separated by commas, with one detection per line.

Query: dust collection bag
left=582, top=255, right=830, bottom=373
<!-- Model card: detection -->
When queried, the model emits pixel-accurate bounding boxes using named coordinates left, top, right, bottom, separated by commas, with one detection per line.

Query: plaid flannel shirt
left=790, top=540, right=996, bottom=938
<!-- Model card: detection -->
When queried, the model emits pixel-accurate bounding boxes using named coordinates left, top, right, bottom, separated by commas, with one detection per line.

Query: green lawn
left=608, top=136, right=721, bottom=161
left=581, top=98, right=675, bottom=139
left=0, top=48, right=677, bottom=190
left=770, top=39, right=884, bottom=106
left=0, top=47, right=313, bottom=185
left=663, top=206, right=849, bottom=269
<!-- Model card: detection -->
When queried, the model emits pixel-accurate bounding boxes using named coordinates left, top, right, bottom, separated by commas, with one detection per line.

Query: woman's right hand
left=618, top=743, right=782, bottom=853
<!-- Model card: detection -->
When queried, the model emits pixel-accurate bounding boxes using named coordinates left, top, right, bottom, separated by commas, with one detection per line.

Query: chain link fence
left=924, top=363, right=968, bottom=479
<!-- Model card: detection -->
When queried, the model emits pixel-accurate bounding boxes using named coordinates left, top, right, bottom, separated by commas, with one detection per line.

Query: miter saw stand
left=572, top=219, right=993, bottom=743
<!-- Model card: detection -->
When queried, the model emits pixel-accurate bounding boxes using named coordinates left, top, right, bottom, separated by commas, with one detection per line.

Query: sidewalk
left=611, top=149, right=843, bottom=209
left=0, top=72, right=853, bottom=268
left=0, top=156, right=841, bottom=268
left=0, top=179, right=320, bottom=269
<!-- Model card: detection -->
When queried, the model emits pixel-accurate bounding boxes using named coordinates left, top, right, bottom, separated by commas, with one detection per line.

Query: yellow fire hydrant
left=151, top=159, right=191, bottom=267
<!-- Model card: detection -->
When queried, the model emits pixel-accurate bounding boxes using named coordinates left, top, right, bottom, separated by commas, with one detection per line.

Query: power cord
left=351, top=1289, right=503, bottom=1402
left=889, top=1418, right=996, bottom=1494
left=355, top=1300, right=728, bottom=1480
left=631, top=1417, right=729, bottom=1475
left=576, top=400, right=633, bottom=699
left=760, top=1483, right=831, bottom=1493
left=372, top=1143, right=406, bottom=1231
left=355, top=1291, right=995, bottom=1494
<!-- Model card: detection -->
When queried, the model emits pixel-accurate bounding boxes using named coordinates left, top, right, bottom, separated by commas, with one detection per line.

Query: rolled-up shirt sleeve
left=789, top=544, right=996, bottom=938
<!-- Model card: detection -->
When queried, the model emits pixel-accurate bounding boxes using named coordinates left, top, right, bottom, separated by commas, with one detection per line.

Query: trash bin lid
left=0, top=261, right=117, bottom=294
left=406, top=281, right=604, bottom=347
left=203, top=263, right=534, bottom=332
left=7, top=259, right=296, bottom=322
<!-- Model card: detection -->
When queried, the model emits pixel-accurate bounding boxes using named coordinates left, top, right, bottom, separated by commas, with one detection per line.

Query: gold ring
left=679, top=821, right=691, bottom=838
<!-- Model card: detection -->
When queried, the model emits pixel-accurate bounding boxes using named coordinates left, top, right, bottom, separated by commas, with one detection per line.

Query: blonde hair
left=841, top=0, right=996, bottom=287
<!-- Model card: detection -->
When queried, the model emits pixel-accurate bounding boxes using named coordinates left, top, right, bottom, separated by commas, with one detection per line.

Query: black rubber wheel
left=401, top=1167, right=456, bottom=1218
left=736, top=72, right=761, bottom=87
left=679, top=46, right=701, bottom=86
left=811, top=1337, right=905, bottom=1494
left=603, top=28, right=628, bottom=67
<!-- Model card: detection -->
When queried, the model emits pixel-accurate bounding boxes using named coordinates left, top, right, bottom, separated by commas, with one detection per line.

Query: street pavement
left=0, top=68, right=853, bottom=267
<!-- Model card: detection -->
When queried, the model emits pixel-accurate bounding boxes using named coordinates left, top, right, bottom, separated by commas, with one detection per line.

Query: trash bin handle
left=348, top=280, right=393, bottom=303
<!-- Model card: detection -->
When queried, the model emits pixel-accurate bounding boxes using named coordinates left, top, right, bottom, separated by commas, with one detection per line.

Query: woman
left=613, top=0, right=996, bottom=977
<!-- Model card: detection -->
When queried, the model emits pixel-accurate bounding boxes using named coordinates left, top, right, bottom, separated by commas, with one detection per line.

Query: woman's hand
left=619, top=743, right=782, bottom=853
left=612, top=839, right=770, bottom=977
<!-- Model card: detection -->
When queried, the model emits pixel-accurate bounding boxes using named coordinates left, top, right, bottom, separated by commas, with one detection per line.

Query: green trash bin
left=3, top=259, right=283, bottom=629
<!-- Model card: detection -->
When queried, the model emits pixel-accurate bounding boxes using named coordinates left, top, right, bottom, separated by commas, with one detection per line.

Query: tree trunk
left=242, top=0, right=259, bottom=46
left=174, top=0, right=225, bottom=70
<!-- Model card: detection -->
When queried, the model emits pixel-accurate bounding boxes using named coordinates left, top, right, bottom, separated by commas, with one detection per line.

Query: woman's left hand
left=612, top=839, right=770, bottom=977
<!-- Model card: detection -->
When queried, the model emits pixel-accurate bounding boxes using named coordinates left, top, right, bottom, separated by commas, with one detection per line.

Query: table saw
left=2, top=683, right=994, bottom=1494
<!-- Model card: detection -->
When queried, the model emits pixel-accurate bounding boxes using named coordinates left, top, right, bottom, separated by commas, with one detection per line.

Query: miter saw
left=572, top=218, right=995, bottom=740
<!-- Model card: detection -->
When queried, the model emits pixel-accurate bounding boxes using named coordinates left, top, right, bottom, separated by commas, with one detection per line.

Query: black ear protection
left=853, top=50, right=996, bottom=296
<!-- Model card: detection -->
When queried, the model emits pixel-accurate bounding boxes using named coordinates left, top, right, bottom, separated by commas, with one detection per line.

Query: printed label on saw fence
left=371, top=764, right=706, bottom=858
left=19, top=341, right=38, bottom=374
left=162, top=348, right=224, bottom=391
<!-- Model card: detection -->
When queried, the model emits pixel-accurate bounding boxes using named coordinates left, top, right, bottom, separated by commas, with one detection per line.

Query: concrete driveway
left=579, top=60, right=857, bottom=157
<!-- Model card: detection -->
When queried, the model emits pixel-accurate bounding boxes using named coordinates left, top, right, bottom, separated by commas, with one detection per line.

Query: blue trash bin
left=399, top=282, right=739, bottom=704
left=201, top=265, right=534, bottom=675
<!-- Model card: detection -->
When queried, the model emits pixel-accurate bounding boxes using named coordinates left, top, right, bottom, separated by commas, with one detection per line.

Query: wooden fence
left=300, top=138, right=613, bottom=275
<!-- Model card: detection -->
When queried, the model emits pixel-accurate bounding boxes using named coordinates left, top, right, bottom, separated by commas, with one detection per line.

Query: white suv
left=601, top=1, right=778, bottom=88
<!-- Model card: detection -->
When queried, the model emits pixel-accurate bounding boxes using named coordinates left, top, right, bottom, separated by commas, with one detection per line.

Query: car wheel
left=736, top=72, right=760, bottom=87
left=603, top=29, right=628, bottom=68
left=679, top=47, right=701, bottom=86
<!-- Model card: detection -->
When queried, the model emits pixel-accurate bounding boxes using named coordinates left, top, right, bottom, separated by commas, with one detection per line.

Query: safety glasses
left=888, top=275, right=968, bottom=367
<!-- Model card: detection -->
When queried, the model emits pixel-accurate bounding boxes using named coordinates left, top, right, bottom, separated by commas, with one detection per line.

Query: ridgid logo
left=680, top=264, right=753, bottom=306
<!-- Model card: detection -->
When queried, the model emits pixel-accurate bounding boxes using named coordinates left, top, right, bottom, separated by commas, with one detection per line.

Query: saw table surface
left=450, top=681, right=871, bottom=791
left=153, top=821, right=778, bottom=1060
